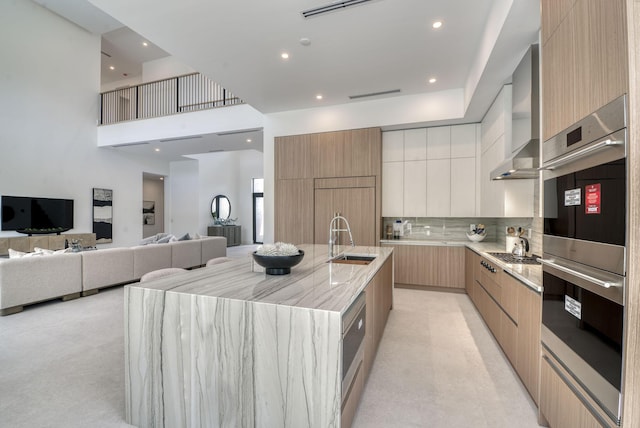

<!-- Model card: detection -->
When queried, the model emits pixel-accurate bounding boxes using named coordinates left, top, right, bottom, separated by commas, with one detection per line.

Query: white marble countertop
left=379, top=239, right=468, bottom=246
left=380, top=239, right=542, bottom=293
left=128, top=244, right=393, bottom=314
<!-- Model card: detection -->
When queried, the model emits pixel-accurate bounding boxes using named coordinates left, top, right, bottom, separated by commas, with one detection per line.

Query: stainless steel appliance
left=540, top=94, right=627, bottom=425
left=342, top=292, right=366, bottom=401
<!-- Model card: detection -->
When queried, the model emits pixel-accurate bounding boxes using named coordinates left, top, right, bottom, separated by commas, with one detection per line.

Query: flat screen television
left=1, top=196, right=74, bottom=233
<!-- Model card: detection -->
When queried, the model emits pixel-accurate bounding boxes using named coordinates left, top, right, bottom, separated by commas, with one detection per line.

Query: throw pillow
left=193, top=233, right=202, bottom=240
left=157, top=235, right=174, bottom=244
left=34, top=247, right=55, bottom=255
left=178, top=233, right=191, bottom=241
left=8, top=248, right=26, bottom=258
left=139, top=235, right=158, bottom=246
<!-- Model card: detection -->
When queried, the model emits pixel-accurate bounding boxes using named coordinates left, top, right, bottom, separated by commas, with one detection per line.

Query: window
left=252, top=178, right=264, bottom=244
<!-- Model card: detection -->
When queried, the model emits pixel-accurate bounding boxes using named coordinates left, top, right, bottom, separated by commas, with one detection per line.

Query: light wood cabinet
left=313, top=128, right=381, bottom=178
left=275, top=134, right=313, bottom=179
left=466, top=250, right=542, bottom=405
left=382, top=244, right=464, bottom=289
left=274, top=179, right=314, bottom=245
left=275, top=128, right=381, bottom=244
left=541, top=0, right=628, bottom=141
left=500, top=311, right=518, bottom=366
left=464, top=248, right=478, bottom=299
left=314, top=184, right=376, bottom=247
left=515, top=277, right=542, bottom=405
left=363, top=256, right=393, bottom=381
left=540, top=353, right=605, bottom=428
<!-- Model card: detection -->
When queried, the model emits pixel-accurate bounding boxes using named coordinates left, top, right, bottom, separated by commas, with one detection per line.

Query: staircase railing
left=99, top=72, right=243, bottom=125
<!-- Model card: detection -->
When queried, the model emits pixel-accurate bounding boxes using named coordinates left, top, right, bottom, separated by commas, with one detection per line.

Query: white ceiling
left=32, top=0, right=540, bottom=159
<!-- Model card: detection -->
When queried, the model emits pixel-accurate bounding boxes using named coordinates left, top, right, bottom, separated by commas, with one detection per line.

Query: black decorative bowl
left=252, top=250, right=305, bottom=275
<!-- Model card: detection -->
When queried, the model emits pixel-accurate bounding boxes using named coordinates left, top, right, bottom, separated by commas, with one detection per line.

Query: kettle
left=511, top=237, right=529, bottom=258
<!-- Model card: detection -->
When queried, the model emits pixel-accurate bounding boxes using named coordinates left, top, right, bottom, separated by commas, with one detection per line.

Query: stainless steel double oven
left=541, top=94, right=627, bottom=425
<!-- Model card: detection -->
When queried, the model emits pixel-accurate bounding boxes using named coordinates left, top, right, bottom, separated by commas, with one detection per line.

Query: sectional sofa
left=0, top=236, right=226, bottom=315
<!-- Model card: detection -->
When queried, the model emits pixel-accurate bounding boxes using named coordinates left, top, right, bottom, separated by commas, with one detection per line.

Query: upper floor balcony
left=99, top=72, right=244, bottom=125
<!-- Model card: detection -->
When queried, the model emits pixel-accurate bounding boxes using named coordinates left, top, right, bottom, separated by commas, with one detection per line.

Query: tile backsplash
left=383, top=217, right=541, bottom=255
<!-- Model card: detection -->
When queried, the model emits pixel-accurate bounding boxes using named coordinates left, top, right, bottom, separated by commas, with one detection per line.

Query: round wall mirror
left=211, top=195, right=231, bottom=220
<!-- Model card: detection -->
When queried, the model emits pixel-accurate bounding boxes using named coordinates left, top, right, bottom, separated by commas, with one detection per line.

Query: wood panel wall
left=622, top=1, right=640, bottom=426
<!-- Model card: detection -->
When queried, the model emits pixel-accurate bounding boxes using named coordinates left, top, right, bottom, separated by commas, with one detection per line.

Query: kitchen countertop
left=380, top=239, right=542, bottom=293
left=128, top=243, right=393, bottom=314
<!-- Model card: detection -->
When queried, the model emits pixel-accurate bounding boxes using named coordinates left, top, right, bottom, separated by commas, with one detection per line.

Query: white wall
left=143, top=56, right=196, bottom=82
left=0, top=1, right=169, bottom=247
left=178, top=150, right=263, bottom=244
left=168, top=160, right=199, bottom=236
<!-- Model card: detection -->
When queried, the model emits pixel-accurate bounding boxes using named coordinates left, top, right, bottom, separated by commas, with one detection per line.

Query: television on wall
left=1, top=196, right=74, bottom=233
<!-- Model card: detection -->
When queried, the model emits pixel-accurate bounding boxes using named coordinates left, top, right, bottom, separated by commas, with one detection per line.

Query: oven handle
left=541, top=138, right=623, bottom=170
left=537, top=258, right=622, bottom=289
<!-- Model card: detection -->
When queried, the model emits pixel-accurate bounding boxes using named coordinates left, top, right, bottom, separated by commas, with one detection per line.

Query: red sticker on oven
left=585, top=183, right=601, bottom=214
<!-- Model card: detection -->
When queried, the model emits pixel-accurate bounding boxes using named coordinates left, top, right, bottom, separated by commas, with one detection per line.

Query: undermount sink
left=328, top=254, right=376, bottom=265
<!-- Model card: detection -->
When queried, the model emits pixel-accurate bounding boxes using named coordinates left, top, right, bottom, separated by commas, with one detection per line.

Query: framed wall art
left=93, top=188, right=113, bottom=244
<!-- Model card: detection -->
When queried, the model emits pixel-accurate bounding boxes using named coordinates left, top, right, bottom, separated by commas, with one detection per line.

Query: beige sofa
left=0, top=252, right=83, bottom=316
left=0, top=236, right=227, bottom=315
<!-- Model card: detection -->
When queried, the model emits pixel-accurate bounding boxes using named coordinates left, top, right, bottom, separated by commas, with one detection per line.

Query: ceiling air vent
left=349, top=89, right=400, bottom=100
left=302, top=0, right=375, bottom=18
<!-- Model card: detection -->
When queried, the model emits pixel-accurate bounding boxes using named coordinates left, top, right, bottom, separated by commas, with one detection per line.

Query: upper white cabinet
left=403, top=129, right=427, bottom=161
left=382, top=161, right=403, bottom=217
left=382, top=130, right=404, bottom=162
left=427, top=127, right=451, bottom=159
left=404, top=160, right=427, bottom=216
left=451, top=157, right=477, bottom=217
left=382, top=125, right=479, bottom=217
left=451, top=124, right=479, bottom=158
left=426, top=159, right=451, bottom=216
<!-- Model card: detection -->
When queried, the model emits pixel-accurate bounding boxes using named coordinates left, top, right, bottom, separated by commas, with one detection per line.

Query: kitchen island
left=124, top=244, right=393, bottom=428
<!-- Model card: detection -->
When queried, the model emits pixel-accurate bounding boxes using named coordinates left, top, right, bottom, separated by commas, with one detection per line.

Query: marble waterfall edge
left=126, top=287, right=342, bottom=427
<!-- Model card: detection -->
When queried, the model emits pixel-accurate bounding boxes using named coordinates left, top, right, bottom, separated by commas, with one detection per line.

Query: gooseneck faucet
left=328, top=213, right=355, bottom=257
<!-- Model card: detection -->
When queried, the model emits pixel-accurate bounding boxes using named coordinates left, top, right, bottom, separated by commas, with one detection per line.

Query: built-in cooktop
left=487, top=252, right=541, bottom=265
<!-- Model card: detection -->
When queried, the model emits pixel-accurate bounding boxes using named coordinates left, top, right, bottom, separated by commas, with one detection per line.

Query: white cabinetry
left=479, top=85, right=534, bottom=217
left=382, top=162, right=403, bottom=217
left=451, top=157, right=477, bottom=216
left=426, top=159, right=450, bottom=216
left=382, top=124, right=479, bottom=217
left=382, top=130, right=404, bottom=162
left=427, top=127, right=451, bottom=159
left=404, top=161, right=427, bottom=217
left=403, top=129, right=427, bottom=161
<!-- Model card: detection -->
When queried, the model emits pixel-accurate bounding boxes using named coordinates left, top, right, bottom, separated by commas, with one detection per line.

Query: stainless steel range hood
left=491, top=44, right=540, bottom=180
left=491, top=139, right=539, bottom=179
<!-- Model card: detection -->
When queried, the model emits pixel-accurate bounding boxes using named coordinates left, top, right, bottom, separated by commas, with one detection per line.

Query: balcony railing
left=99, top=72, right=244, bottom=125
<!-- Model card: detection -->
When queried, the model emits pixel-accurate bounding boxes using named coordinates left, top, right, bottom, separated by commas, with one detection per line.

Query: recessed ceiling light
left=432, top=21, right=443, bottom=29
left=300, top=37, right=311, bottom=46
left=316, top=94, right=323, bottom=100
left=109, top=66, right=115, bottom=70
left=428, top=78, right=437, bottom=84
left=246, top=138, right=252, bottom=143
left=159, top=177, right=164, bottom=181
left=281, top=52, right=289, bottom=59
left=142, top=41, right=148, bottom=47
left=154, top=148, right=160, bottom=152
